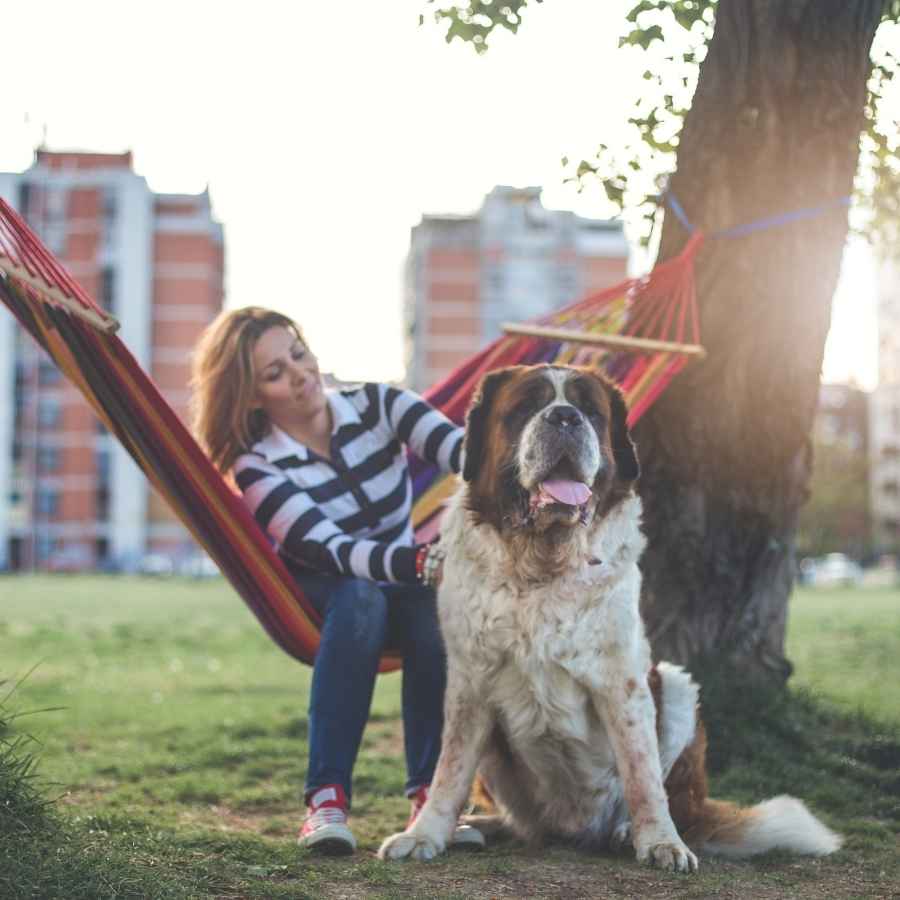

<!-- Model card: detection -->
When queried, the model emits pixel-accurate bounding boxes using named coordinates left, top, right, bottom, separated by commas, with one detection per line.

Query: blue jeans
left=297, top=573, right=447, bottom=807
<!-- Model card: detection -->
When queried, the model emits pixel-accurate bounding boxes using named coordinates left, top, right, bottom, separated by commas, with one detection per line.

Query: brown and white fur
left=379, top=364, right=841, bottom=872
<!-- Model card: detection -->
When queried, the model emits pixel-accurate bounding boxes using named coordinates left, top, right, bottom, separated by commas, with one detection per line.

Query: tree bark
left=636, top=0, right=883, bottom=682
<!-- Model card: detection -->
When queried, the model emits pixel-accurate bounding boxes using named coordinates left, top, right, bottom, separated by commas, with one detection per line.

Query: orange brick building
left=405, top=186, right=629, bottom=392
left=0, top=150, right=223, bottom=572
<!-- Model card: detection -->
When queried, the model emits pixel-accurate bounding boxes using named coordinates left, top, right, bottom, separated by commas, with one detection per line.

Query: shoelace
left=304, top=806, right=347, bottom=830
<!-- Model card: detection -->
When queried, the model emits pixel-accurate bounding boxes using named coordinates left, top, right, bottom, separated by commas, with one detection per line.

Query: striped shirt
left=233, top=382, right=463, bottom=584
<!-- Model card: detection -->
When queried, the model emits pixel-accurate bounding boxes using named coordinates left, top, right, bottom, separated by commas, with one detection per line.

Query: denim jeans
left=296, top=572, right=447, bottom=807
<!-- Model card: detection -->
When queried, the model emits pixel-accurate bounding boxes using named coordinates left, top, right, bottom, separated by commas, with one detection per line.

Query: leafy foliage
left=859, top=21, right=900, bottom=254
left=797, top=436, right=871, bottom=559
left=422, top=1, right=541, bottom=52
left=424, top=1, right=900, bottom=252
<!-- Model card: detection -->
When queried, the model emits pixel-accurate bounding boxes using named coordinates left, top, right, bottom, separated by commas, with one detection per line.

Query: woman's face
left=252, top=325, right=326, bottom=427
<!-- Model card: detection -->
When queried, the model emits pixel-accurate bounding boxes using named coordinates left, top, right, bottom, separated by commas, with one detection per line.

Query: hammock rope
left=0, top=197, right=704, bottom=669
left=664, top=191, right=851, bottom=239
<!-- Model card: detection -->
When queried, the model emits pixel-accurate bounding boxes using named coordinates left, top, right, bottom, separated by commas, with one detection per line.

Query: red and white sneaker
left=408, top=784, right=485, bottom=849
left=298, top=785, right=356, bottom=854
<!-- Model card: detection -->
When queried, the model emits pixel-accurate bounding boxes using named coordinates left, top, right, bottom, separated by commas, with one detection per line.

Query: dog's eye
left=580, top=404, right=605, bottom=425
left=513, top=397, right=538, bottom=418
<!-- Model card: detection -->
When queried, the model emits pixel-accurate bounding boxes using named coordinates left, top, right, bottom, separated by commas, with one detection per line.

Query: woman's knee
left=322, top=578, right=389, bottom=648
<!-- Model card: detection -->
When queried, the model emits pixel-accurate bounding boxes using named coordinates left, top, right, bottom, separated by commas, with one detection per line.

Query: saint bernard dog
left=379, top=364, right=841, bottom=872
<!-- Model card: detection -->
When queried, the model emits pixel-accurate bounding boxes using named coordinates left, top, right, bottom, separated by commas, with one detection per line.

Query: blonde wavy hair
left=190, top=306, right=306, bottom=473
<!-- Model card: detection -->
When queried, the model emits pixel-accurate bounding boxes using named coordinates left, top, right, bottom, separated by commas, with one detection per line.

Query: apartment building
left=405, top=185, right=629, bottom=392
left=870, top=262, right=900, bottom=553
left=0, top=150, right=224, bottom=571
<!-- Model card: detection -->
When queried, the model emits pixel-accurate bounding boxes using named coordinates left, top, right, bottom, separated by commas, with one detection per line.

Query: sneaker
left=298, top=785, right=357, bottom=854
left=408, top=784, right=486, bottom=850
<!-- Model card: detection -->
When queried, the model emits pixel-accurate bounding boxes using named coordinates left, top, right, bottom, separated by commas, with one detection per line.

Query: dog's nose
left=547, top=405, right=582, bottom=429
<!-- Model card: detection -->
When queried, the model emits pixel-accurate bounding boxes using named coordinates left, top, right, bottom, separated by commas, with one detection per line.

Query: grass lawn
left=786, top=586, right=900, bottom=723
left=2, top=576, right=898, bottom=899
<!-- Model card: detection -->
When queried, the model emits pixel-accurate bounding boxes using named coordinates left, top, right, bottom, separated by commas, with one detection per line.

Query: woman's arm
left=379, top=385, right=464, bottom=475
left=235, top=455, right=419, bottom=583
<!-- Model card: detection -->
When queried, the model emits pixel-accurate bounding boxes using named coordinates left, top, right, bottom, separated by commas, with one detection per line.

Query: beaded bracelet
left=416, top=543, right=446, bottom=589
left=415, top=544, right=429, bottom=582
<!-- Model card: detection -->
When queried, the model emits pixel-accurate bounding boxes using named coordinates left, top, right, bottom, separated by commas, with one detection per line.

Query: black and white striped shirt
left=234, top=383, right=463, bottom=584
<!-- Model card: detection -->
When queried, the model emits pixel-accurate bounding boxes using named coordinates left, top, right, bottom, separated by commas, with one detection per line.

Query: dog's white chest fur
left=438, top=489, right=647, bottom=679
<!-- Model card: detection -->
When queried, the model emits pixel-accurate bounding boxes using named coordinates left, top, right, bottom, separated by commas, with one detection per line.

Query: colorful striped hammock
left=0, top=198, right=703, bottom=672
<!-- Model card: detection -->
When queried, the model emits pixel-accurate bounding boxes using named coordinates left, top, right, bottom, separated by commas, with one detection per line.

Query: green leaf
left=619, top=23, right=665, bottom=49
left=625, top=0, right=662, bottom=24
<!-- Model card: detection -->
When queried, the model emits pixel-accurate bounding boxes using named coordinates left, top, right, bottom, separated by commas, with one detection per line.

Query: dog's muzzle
left=518, top=405, right=602, bottom=523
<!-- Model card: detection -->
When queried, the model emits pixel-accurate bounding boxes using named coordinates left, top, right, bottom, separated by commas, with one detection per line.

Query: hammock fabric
left=0, top=197, right=702, bottom=671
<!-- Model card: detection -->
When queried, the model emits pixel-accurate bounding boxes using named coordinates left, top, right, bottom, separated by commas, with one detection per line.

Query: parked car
left=810, top=552, right=863, bottom=587
left=46, top=544, right=92, bottom=573
left=797, top=556, right=817, bottom=585
left=177, top=553, right=221, bottom=579
left=137, top=553, right=174, bottom=577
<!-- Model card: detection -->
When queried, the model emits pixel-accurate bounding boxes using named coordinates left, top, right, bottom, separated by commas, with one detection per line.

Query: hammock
left=0, top=198, right=703, bottom=672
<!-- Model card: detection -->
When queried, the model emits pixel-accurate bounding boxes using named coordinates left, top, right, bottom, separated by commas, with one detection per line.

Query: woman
left=191, top=307, right=482, bottom=854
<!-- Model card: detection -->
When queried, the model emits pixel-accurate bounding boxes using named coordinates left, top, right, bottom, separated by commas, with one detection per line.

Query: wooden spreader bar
left=502, top=322, right=706, bottom=359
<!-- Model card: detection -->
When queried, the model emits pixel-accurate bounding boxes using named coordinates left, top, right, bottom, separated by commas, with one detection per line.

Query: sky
left=1, top=0, right=882, bottom=389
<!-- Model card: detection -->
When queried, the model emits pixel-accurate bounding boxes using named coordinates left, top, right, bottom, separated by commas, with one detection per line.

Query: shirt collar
left=327, top=388, right=361, bottom=432
left=251, top=389, right=361, bottom=463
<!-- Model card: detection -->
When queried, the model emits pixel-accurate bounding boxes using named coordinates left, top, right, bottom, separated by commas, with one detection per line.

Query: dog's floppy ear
left=463, top=368, right=515, bottom=483
left=608, top=385, right=640, bottom=483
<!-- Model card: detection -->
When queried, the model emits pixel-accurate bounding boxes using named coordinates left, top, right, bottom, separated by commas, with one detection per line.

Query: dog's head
left=462, top=364, right=639, bottom=534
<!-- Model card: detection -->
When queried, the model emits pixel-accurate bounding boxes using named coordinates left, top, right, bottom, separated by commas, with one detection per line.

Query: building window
left=103, top=187, right=118, bottom=222
left=37, top=396, right=62, bottom=428
left=35, top=488, right=60, bottom=517
left=95, top=537, right=110, bottom=568
left=100, top=266, right=116, bottom=313
left=96, top=447, right=110, bottom=521
left=18, top=182, right=32, bottom=216
left=102, top=187, right=117, bottom=249
left=96, top=448, right=110, bottom=481
left=35, top=533, right=55, bottom=564
left=42, top=188, right=68, bottom=255
left=38, top=357, right=61, bottom=385
left=96, top=487, right=110, bottom=522
left=37, top=446, right=60, bottom=473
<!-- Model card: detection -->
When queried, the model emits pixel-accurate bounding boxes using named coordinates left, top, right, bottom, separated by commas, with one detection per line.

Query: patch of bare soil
left=311, top=843, right=900, bottom=900
left=178, top=803, right=295, bottom=838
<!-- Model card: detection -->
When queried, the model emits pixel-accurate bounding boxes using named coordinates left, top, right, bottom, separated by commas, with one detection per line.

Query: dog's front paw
left=636, top=837, right=698, bottom=873
left=378, top=829, right=446, bottom=862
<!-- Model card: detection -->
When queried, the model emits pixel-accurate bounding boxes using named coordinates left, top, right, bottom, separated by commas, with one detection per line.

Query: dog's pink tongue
left=540, top=479, right=592, bottom=506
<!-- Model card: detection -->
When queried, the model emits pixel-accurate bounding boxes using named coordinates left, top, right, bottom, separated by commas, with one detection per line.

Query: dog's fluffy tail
left=687, top=795, right=842, bottom=858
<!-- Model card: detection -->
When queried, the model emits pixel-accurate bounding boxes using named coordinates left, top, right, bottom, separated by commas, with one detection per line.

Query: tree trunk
left=636, top=0, right=883, bottom=682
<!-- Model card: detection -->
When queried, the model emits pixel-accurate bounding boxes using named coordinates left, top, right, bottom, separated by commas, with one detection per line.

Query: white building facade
left=869, top=262, right=900, bottom=553
left=0, top=151, right=223, bottom=572
left=405, top=186, right=629, bottom=392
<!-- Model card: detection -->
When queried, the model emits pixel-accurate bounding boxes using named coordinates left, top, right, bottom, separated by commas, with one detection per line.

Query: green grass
left=787, top=586, right=900, bottom=723
left=1, top=575, right=898, bottom=899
